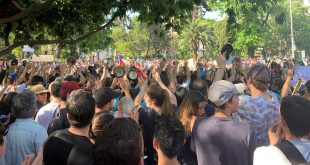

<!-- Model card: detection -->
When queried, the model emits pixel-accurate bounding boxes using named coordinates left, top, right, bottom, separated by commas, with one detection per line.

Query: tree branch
left=0, top=0, right=54, bottom=24
left=0, top=13, right=119, bottom=56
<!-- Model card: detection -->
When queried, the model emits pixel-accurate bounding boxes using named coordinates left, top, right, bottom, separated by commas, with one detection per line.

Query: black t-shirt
left=138, top=107, right=159, bottom=165
left=43, top=129, right=93, bottom=165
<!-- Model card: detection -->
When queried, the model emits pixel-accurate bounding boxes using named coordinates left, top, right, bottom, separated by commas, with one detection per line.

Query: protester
left=233, top=64, right=280, bottom=146
left=4, top=91, right=48, bottom=165
left=93, top=87, right=120, bottom=114
left=35, top=82, right=61, bottom=129
left=43, top=89, right=95, bottom=165
left=29, top=84, right=49, bottom=111
left=153, top=116, right=185, bottom=165
left=47, top=81, right=80, bottom=135
left=94, top=118, right=144, bottom=165
left=254, top=96, right=310, bottom=164
left=89, top=112, right=115, bottom=142
left=177, top=90, right=207, bottom=165
left=191, top=80, right=258, bottom=165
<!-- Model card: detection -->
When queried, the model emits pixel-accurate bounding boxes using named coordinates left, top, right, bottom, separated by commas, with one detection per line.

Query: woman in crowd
left=177, top=90, right=207, bottom=165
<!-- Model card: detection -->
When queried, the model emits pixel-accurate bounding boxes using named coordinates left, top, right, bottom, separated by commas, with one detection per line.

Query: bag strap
left=275, top=140, right=306, bottom=164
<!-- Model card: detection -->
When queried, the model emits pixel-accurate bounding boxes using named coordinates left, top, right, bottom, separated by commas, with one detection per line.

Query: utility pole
left=289, top=0, right=295, bottom=58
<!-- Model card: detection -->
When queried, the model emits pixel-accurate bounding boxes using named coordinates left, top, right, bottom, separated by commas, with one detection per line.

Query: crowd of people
left=0, top=52, right=309, bottom=165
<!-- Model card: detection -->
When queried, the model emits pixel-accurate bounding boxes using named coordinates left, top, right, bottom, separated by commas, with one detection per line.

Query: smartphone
left=136, top=69, right=146, bottom=80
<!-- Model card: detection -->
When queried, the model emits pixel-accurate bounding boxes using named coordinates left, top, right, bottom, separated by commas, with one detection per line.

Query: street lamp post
left=289, top=0, right=295, bottom=58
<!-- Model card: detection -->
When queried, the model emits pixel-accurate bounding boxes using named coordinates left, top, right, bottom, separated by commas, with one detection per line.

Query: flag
left=135, top=58, right=142, bottom=67
left=118, top=56, right=125, bottom=67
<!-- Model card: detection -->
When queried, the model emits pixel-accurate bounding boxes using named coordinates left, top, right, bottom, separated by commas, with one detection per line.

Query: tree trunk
left=248, top=48, right=255, bottom=58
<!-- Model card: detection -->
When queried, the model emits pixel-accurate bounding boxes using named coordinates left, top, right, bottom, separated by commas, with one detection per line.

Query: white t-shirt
left=254, top=146, right=291, bottom=165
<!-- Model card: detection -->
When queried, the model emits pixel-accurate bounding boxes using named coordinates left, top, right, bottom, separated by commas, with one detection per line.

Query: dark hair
left=3, top=92, right=17, bottom=105
left=175, top=87, right=188, bottom=106
left=50, top=82, right=61, bottom=98
left=31, top=75, right=44, bottom=86
left=89, top=112, right=115, bottom=140
left=94, top=118, right=143, bottom=165
left=305, top=80, right=310, bottom=94
left=160, top=71, right=170, bottom=88
left=66, top=56, right=77, bottom=66
left=177, top=91, right=206, bottom=133
left=280, top=96, right=310, bottom=137
left=154, top=116, right=185, bottom=158
left=66, top=90, right=95, bottom=128
left=176, top=74, right=186, bottom=85
left=146, top=83, right=174, bottom=116
left=0, top=101, right=11, bottom=123
left=189, top=79, right=208, bottom=96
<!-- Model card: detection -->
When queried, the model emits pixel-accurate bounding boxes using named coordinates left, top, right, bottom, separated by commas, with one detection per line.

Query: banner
left=290, top=66, right=310, bottom=86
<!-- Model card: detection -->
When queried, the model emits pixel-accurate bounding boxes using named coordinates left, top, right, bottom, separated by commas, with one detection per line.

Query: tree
left=0, top=0, right=205, bottom=56
left=178, top=18, right=213, bottom=60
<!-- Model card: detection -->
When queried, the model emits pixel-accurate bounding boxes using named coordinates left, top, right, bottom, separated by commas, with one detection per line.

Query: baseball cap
left=60, top=81, right=80, bottom=98
left=29, top=84, right=49, bottom=95
left=208, top=80, right=239, bottom=107
left=93, top=87, right=121, bottom=109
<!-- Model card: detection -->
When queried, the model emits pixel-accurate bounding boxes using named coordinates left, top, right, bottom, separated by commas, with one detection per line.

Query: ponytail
left=146, top=84, right=174, bottom=116
left=161, top=89, right=173, bottom=116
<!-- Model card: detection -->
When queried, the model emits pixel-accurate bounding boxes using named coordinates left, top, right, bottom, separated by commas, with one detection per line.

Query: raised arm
left=154, top=72, right=177, bottom=106
left=280, top=69, right=294, bottom=99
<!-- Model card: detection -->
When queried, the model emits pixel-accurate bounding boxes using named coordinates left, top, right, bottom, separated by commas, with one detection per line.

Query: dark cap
left=93, top=87, right=121, bottom=109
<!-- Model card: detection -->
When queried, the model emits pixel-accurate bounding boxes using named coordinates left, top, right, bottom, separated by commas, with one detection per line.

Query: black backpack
left=47, top=107, right=70, bottom=135
left=275, top=140, right=307, bottom=165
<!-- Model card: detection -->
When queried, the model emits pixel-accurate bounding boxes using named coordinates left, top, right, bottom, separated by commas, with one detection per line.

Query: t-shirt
left=254, top=139, right=310, bottom=165
left=43, top=129, right=93, bottom=165
left=4, top=119, right=48, bottom=165
left=138, top=107, right=159, bottom=165
left=35, top=102, right=60, bottom=129
left=233, top=91, right=280, bottom=146
left=191, top=116, right=258, bottom=165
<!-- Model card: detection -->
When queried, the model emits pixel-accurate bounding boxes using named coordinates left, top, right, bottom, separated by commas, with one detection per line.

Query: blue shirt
left=4, top=119, right=48, bottom=165
left=233, top=91, right=280, bottom=146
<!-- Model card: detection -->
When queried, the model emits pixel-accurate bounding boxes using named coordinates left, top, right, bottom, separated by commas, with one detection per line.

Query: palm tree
left=179, top=18, right=214, bottom=60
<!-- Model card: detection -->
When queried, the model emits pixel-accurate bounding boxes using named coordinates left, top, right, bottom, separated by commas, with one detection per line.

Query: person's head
left=3, top=92, right=17, bottom=105
left=0, top=101, right=11, bottom=124
left=189, top=78, right=208, bottom=96
left=175, top=87, right=188, bottom=106
left=118, top=96, right=135, bottom=116
left=160, top=71, right=170, bottom=88
left=271, top=78, right=283, bottom=91
left=66, top=89, right=95, bottom=128
left=178, top=90, right=207, bottom=133
left=30, top=75, right=44, bottom=86
left=280, top=96, right=310, bottom=138
left=89, top=112, right=115, bottom=141
left=145, top=83, right=173, bottom=116
left=94, top=118, right=143, bottom=165
left=93, top=87, right=120, bottom=112
left=60, top=81, right=80, bottom=101
left=29, top=84, right=49, bottom=105
left=153, top=116, right=185, bottom=160
left=247, top=64, right=271, bottom=93
left=208, top=80, right=239, bottom=113
left=176, top=74, right=187, bottom=85
left=12, top=91, right=37, bottom=119
left=49, top=81, right=61, bottom=99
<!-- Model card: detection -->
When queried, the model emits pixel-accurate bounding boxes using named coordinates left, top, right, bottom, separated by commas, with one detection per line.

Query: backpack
left=47, top=107, right=70, bottom=135
left=275, top=140, right=307, bottom=165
